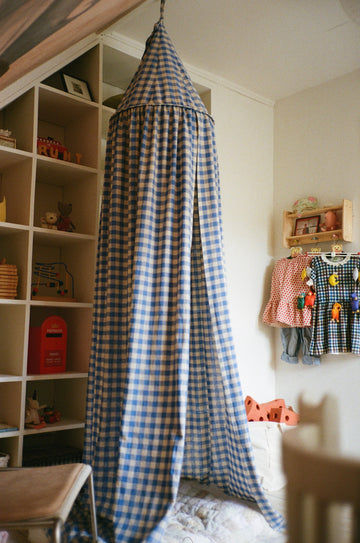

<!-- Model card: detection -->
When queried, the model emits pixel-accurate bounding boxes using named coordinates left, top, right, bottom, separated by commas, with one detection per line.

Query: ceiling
left=107, top=0, right=360, bottom=101
left=0, top=0, right=145, bottom=91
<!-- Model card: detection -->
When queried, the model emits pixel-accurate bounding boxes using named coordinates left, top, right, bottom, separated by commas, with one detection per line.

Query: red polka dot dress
left=263, top=255, right=313, bottom=327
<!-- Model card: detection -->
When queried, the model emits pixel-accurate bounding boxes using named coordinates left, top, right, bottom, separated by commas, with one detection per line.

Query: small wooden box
left=28, top=316, right=67, bottom=374
left=0, top=135, right=16, bottom=148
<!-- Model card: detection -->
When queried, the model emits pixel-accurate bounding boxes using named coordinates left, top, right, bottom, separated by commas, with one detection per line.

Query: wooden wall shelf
left=283, top=199, right=353, bottom=248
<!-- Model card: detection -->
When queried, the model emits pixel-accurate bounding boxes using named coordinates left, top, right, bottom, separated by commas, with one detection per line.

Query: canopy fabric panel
left=69, top=9, right=285, bottom=543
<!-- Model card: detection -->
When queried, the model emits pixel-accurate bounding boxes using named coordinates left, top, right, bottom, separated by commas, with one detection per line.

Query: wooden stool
left=0, top=463, right=97, bottom=542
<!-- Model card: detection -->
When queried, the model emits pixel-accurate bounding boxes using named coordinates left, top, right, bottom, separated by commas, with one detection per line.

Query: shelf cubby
left=0, top=381, right=22, bottom=434
left=0, top=151, right=33, bottom=226
left=25, top=378, right=87, bottom=430
left=42, top=45, right=100, bottom=104
left=0, top=89, right=35, bottom=154
left=35, top=156, right=98, bottom=235
left=0, top=229, right=29, bottom=300
left=28, top=305, right=92, bottom=375
left=0, top=304, right=27, bottom=377
left=38, top=85, right=99, bottom=169
left=31, top=236, right=95, bottom=303
left=0, top=436, right=21, bottom=467
left=23, top=428, right=84, bottom=467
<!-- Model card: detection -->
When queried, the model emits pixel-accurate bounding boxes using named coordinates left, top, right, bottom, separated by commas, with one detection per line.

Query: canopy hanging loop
left=160, top=0, right=166, bottom=20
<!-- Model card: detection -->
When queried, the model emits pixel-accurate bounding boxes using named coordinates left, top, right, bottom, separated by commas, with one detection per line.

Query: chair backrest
left=282, top=395, right=360, bottom=543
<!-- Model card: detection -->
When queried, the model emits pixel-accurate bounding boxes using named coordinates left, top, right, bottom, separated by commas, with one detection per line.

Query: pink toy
left=319, top=210, right=340, bottom=232
left=245, top=395, right=299, bottom=425
left=245, top=396, right=285, bottom=422
left=269, top=406, right=299, bottom=425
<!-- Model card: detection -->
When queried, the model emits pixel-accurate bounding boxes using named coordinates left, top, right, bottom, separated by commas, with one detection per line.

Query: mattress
left=163, top=479, right=287, bottom=543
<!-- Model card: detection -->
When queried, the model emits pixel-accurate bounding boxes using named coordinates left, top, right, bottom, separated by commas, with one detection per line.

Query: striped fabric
left=69, top=11, right=285, bottom=543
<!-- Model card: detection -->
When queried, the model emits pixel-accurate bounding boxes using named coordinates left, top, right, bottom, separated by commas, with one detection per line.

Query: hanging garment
left=263, top=254, right=313, bottom=327
left=67, top=3, right=285, bottom=542
left=280, top=327, right=320, bottom=365
left=309, top=254, right=360, bottom=355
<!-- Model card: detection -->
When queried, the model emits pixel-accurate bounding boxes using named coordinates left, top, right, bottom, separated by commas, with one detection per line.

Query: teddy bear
left=319, top=210, right=340, bottom=232
left=57, top=201, right=76, bottom=232
left=40, top=211, right=58, bottom=229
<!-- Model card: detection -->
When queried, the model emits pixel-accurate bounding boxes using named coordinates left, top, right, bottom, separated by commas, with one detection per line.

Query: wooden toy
left=37, top=137, right=82, bottom=164
left=0, top=258, right=18, bottom=299
left=37, top=136, right=69, bottom=161
left=31, top=261, right=75, bottom=301
left=27, top=316, right=67, bottom=374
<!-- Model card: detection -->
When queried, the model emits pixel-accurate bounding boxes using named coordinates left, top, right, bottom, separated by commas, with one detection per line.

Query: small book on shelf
left=0, top=422, right=18, bottom=433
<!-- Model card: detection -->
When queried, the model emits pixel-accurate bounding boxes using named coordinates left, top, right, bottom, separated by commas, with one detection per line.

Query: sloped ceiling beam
left=0, top=0, right=146, bottom=91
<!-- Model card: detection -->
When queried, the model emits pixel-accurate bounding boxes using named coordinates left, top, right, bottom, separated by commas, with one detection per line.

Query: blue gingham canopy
left=79, top=7, right=285, bottom=543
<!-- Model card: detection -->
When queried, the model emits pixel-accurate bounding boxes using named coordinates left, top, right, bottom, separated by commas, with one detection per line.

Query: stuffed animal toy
left=25, top=391, right=47, bottom=427
left=40, top=211, right=58, bottom=229
left=57, top=201, right=75, bottom=232
left=319, top=210, right=340, bottom=232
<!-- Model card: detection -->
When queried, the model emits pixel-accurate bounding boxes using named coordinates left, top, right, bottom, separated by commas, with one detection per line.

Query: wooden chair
left=282, top=395, right=359, bottom=543
left=0, top=463, right=97, bottom=542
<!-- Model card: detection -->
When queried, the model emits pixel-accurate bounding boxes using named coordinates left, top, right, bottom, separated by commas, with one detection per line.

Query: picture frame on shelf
left=294, top=215, right=320, bottom=236
left=61, top=73, right=92, bottom=101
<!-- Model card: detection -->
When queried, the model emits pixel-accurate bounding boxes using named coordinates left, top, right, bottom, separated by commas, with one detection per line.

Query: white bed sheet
left=163, top=479, right=287, bottom=543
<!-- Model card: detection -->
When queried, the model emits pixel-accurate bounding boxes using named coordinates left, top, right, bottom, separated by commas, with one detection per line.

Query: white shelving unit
left=0, top=36, right=211, bottom=467
left=0, top=44, right=102, bottom=467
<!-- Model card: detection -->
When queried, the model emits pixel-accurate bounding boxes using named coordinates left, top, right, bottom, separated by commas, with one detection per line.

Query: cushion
left=248, top=421, right=289, bottom=491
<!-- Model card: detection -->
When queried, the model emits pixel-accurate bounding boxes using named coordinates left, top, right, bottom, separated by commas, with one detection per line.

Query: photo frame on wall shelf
left=61, top=73, right=92, bottom=101
left=294, top=215, right=320, bottom=236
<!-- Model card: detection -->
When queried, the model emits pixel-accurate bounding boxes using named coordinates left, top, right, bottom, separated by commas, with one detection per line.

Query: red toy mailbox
left=28, top=316, right=67, bottom=374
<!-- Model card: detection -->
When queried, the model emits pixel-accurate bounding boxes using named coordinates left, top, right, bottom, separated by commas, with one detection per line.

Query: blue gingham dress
left=309, top=254, right=360, bottom=355
left=70, top=12, right=285, bottom=543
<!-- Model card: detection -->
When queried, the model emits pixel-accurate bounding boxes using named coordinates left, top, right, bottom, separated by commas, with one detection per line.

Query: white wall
left=211, top=84, right=277, bottom=401
left=274, top=69, right=360, bottom=454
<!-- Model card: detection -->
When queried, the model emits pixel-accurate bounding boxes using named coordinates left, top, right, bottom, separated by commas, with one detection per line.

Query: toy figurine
left=329, top=273, right=339, bottom=286
left=351, top=293, right=359, bottom=314
left=305, top=290, right=316, bottom=308
left=57, top=201, right=75, bottom=232
left=331, top=302, right=342, bottom=322
left=25, top=390, right=47, bottom=428
left=319, top=210, right=340, bottom=232
left=40, top=211, right=58, bottom=229
left=297, top=293, right=306, bottom=310
left=43, top=406, right=61, bottom=424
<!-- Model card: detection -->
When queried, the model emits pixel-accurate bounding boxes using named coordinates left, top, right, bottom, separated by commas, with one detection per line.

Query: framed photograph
left=294, top=215, right=320, bottom=236
left=61, top=73, right=92, bottom=101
